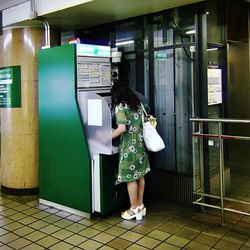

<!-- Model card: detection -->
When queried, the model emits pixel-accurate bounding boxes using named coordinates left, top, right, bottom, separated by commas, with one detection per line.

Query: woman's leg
left=127, top=181, right=139, bottom=209
left=137, top=177, right=145, bottom=206
left=122, top=181, right=143, bottom=220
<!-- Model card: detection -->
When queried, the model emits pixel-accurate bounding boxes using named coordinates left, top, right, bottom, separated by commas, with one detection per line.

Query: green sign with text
left=0, top=66, right=21, bottom=108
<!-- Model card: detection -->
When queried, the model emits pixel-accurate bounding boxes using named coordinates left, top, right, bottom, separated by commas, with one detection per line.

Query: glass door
left=154, top=46, right=193, bottom=173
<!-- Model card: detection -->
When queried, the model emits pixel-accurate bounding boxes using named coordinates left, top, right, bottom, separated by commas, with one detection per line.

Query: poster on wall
left=207, top=68, right=222, bottom=105
left=0, top=66, right=21, bottom=108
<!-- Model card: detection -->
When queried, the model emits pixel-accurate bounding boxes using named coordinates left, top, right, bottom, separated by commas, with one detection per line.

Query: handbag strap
left=140, top=102, right=148, bottom=116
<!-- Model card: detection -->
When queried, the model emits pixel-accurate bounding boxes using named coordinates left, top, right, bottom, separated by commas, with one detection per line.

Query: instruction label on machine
left=78, top=62, right=111, bottom=88
left=0, top=66, right=21, bottom=108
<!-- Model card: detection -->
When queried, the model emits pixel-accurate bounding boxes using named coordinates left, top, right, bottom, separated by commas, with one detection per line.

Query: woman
left=111, top=82, right=150, bottom=220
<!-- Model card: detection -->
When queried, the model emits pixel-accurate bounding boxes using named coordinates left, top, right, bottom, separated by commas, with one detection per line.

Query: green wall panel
left=38, top=44, right=91, bottom=213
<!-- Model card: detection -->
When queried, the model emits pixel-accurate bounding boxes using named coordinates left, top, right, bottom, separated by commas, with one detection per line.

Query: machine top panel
left=77, top=44, right=110, bottom=58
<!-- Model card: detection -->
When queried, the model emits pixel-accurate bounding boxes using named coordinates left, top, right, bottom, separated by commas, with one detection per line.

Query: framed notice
left=207, top=68, right=222, bottom=106
left=0, top=66, right=21, bottom=108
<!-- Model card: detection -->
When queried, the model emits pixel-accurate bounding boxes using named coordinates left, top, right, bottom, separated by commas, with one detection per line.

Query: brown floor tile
left=22, top=207, right=39, bottom=215
left=13, top=204, right=30, bottom=211
left=184, top=220, right=208, bottom=232
left=13, top=226, right=35, bottom=237
left=214, top=238, right=244, bottom=250
left=116, top=220, right=139, bottom=230
left=5, top=201, right=22, bottom=209
left=0, top=246, right=13, bottom=250
left=131, top=224, right=153, bottom=235
left=0, top=232, right=19, bottom=244
left=18, top=216, right=38, bottom=225
left=79, top=239, right=103, bottom=249
left=78, top=217, right=99, bottom=226
left=53, top=218, right=74, bottom=228
left=168, top=217, right=190, bottom=227
left=157, top=222, right=181, bottom=234
left=64, top=234, right=88, bottom=246
left=184, top=240, right=211, bottom=250
left=223, top=231, right=249, bottom=243
left=0, top=228, right=8, bottom=237
left=104, top=225, right=127, bottom=237
left=126, top=243, right=149, bottom=250
left=28, top=220, right=49, bottom=230
left=147, top=229, right=171, bottom=241
left=136, top=235, right=161, bottom=249
left=8, top=237, right=31, bottom=249
left=21, top=243, right=45, bottom=250
left=8, top=212, right=27, bottom=220
left=79, top=227, right=101, bottom=238
left=51, top=228, right=74, bottom=240
left=32, top=211, right=51, bottom=219
left=120, top=230, right=143, bottom=242
left=165, top=235, right=190, bottom=248
left=203, top=226, right=228, bottom=238
left=91, top=221, right=113, bottom=231
left=102, top=216, right=122, bottom=225
left=3, top=221, right=23, bottom=231
left=49, top=241, right=74, bottom=250
left=24, top=231, right=47, bottom=242
left=42, top=214, right=62, bottom=223
left=174, top=227, right=200, bottom=240
left=0, top=209, right=16, bottom=217
left=36, top=235, right=60, bottom=248
left=194, top=232, right=219, bottom=247
left=241, top=246, right=250, bottom=250
left=244, top=237, right=250, bottom=247
left=154, top=242, right=181, bottom=250
left=0, top=218, right=13, bottom=227
left=39, top=224, right=61, bottom=234
left=99, top=246, right=116, bottom=250
left=65, top=223, right=87, bottom=233
left=107, top=237, right=132, bottom=249
left=93, top=232, right=116, bottom=244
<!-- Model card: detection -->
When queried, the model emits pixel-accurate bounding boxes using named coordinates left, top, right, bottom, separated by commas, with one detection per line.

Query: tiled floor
left=0, top=193, right=249, bottom=250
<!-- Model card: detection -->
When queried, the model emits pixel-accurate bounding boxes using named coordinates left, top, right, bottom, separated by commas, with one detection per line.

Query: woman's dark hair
left=111, top=82, right=140, bottom=111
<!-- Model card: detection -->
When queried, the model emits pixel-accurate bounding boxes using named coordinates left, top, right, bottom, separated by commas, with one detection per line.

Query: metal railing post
left=199, top=122, right=205, bottom=209
left=218, top=122, right=225, bottom=225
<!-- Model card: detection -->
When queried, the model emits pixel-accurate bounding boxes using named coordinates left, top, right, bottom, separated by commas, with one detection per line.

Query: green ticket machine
left=38, top=44, right=128, bottom=217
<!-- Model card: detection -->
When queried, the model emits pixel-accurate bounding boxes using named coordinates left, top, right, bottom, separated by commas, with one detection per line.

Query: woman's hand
left=112, top=124, right=126, bottom=139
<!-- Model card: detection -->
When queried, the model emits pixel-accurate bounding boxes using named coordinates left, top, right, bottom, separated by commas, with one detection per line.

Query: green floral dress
left=115, top=103, right=150, bottom=183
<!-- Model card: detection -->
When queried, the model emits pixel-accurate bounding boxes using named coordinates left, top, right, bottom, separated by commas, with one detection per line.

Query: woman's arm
left=112, top=124, right=126, bottom=139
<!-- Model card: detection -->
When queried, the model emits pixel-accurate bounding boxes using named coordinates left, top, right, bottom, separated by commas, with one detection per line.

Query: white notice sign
left=208, top=68, right=222, bottom=105
left=88, top=99, right=102, bottom=126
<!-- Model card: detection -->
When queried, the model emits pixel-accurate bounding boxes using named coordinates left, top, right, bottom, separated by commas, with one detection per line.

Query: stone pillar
left=0, top=26, right=57, bottom=194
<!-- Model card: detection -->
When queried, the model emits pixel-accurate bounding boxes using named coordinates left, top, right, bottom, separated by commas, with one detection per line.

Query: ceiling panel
left=40, top=0, right=204, bottom=31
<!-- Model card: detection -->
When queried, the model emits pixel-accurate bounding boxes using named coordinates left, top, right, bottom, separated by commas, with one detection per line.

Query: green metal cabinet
left=38, top=44, right=91, bottom=214
left=38, top=44, right=128, bottom=216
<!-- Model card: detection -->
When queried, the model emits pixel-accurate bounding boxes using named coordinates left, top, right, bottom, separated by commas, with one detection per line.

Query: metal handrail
left=190, top=117, right=250, bottom=225
left=190, top=118, right=250, bottom=123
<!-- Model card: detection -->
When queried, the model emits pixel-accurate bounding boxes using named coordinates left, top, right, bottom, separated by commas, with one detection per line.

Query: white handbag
left=141, top=104, right=165, bottom=152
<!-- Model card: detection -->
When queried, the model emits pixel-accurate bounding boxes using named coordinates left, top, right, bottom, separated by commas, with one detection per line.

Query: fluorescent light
left=185, top=30, right=195, bottom=35
left=115, top=40, right=134, bottom=46
left=207, top=48, right=218, bottom=51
